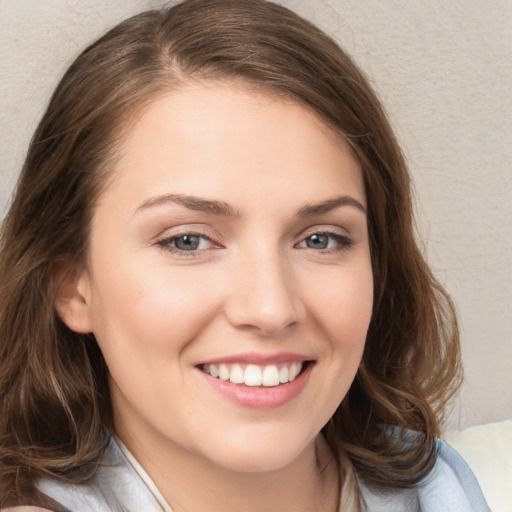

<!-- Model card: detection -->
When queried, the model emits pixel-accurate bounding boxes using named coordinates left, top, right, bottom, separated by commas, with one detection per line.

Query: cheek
left=308, top=263, right=373, bottom=345
left=88, top=261, right=223, bottom=359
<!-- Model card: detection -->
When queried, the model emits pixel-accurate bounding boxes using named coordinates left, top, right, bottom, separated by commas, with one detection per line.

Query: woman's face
left=66, top=81, right=373, bottom=473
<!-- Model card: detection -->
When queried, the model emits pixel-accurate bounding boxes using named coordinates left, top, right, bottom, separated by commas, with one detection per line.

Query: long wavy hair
left=0, top=0, right=461, bottom=505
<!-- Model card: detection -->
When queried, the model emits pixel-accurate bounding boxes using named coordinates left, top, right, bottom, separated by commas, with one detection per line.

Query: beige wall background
left=1, top=0, right=510, bottom=429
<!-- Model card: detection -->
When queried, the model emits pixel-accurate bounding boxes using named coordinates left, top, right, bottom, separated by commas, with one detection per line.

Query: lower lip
left=197, top=363, right=313, bottom=409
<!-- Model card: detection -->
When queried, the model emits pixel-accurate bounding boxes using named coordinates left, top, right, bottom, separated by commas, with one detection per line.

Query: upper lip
left=197, top=352, right=314, bottom=366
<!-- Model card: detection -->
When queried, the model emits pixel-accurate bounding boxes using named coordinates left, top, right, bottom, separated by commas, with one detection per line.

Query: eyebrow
left=135, top=194, right=239, bottom=217
left=297, top=195, right=367, bottom=217
left=135, top=193, right=366, bottom=218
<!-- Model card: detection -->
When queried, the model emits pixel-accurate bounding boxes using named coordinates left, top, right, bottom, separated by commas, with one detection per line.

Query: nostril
left=224, top=300, right=302, bottom=336
left=223, top=263, right=303, bottom=335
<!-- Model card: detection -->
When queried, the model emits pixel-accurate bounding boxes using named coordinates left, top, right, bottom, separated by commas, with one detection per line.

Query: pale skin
left=57, top=81, right=374, bottom=512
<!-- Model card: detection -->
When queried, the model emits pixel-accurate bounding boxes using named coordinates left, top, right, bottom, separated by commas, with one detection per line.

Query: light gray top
left=30, top=435, right=490, bottom=512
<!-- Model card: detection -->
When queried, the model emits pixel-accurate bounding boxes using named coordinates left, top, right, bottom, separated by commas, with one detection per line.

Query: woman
left=0, top=0, right=490, bottom=510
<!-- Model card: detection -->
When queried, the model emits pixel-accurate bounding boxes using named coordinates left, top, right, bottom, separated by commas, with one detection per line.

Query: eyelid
left=297, top=224, right=352, bottom=242
left=299, top=224, right=349, bottom=238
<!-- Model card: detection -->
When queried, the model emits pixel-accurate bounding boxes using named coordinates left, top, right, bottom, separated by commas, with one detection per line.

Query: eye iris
left=175, top=235, right=200, bottom=250
left=307, top=233, right=329, bottom=249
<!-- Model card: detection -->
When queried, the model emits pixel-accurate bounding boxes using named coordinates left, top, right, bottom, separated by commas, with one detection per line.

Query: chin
left=198, top=427, right=317, bottom=474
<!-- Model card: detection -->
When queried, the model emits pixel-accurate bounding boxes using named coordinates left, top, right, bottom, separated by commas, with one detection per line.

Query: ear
left=54, top=265, right=94, bottom=334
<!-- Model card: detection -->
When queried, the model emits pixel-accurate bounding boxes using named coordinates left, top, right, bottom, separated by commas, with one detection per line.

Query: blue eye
left=299, top=232, right=353, bottom=251
left=158, top=233, right=214, bottom=252
left=174, top=234, right=201, bottom=250
left=305, top=233, right=330, bottom=249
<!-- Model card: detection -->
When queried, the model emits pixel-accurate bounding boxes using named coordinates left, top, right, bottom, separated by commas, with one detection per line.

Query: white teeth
left=209, top=364, right=219, bottom=378
left=229, top=364, right=244, bottom=384
left=244, top=364, right=262, bottom=386
left=201, top=361, right=304, bottom=387
left=279, top=366, right=289, bottom=384
left=289, top=362, right=302, bottom=381
left=262, top=365, right=280, bottom=387
left=218, top=364, right=229, bottom=381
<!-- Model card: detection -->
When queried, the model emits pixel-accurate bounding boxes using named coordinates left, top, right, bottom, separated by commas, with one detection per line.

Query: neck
left=119, top=431, right=340, bottom=512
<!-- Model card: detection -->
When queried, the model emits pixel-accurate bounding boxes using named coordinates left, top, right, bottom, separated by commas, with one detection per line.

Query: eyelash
left=156, top=231, right=217, bottom=254
left=156, top=230, right=354, bottom=255
left=296, top=231, right=354, bottom=252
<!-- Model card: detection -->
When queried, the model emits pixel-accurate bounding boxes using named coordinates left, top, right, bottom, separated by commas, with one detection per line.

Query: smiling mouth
left=199, top=361, right=310, bottom=387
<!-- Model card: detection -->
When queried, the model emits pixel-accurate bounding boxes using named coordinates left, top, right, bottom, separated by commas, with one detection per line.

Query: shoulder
left=415, top=439, right=490, bottom=511
left=357, top=437, right=491, bottom=512
left=34, top=436, right=163, bottom=512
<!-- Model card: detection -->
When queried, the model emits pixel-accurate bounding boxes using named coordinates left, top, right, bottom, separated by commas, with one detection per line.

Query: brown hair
left=0, top=0, right=461, bottom=504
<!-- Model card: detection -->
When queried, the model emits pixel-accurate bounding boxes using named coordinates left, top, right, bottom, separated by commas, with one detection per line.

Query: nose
left=224, top=250, right=303, bottom=336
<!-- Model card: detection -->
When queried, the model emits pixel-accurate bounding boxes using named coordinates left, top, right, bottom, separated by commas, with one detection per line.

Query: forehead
left=100, top=80, right=365, bottom=212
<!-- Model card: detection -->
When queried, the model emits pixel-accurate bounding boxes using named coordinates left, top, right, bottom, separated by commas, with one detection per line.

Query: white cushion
left=444, top=419, right=512, bottom=512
